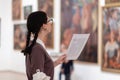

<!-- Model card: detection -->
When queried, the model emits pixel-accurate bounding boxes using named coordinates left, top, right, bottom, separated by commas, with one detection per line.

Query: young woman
left=21, top=11, right=66, bottom=80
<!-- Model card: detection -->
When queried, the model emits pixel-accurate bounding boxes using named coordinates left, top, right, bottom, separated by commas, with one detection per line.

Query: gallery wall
left=0, top=0, right=61, bottom=73
left=0, top=0, right=12, bottom=70
left=0, top=0, right=120, bottom=80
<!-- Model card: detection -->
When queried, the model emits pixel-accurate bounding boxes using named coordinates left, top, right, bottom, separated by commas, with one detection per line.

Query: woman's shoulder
left=33, top=42, right=42, bottom=48
left=31, top=43, right=46, bottom=55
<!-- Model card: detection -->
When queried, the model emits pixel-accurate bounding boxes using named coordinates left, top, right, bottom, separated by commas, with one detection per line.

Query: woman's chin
left=48, top=31, right=52, bottom=34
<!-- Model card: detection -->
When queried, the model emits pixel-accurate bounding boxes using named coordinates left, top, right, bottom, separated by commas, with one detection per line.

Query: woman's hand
left=54, top=54, right=66, bottom=67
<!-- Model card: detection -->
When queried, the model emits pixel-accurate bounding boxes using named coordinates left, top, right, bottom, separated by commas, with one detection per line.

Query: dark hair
left=21, top=11, right=47, bottom=55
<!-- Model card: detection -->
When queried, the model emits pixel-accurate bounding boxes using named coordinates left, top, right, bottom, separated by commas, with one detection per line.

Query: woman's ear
left=41, top=24, right=47, bottom=30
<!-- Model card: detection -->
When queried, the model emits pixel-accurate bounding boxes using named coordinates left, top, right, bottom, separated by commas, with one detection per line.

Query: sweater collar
left=31, top=37, right=46, bottom=49
left=36, top=38, right=46, bottom=49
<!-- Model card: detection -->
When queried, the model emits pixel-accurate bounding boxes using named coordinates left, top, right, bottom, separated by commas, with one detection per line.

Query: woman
left=21, top=11, right=66, bottom=80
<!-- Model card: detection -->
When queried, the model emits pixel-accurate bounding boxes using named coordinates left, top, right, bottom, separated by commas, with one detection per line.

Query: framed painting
left=38, top=0, right=54, bottom=17
left=14, top=24, right=27, bottom=50
left=105, top=0, right=120, bottom=4
left=60, top=0, right=98, bottom=63
left=38, top=0, right=54, bottom=49
left=102, top=4, right=120, bottom=73
left=12, top=0, right=22, bottom=20
left=24, top=5, right=32, bottom=20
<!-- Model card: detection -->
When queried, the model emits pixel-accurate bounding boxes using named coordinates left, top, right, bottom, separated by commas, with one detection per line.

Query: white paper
left=66, top=34, right=90, bottom=60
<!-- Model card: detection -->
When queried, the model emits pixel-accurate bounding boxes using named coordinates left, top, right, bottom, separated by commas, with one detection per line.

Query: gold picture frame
left=105, top=0, right=120, bottom=5
left=102, top=4, right=120, bottom=73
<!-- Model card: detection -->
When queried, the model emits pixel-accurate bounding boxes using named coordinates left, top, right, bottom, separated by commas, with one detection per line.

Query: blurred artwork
left=24, top=5, right=32, bottom=20
left=14, top=24, right=27, bottom=50
left=12, top=0, right=21, bottom=20
left=102, top=5, right=120, bottom=73
left=38, top=0, right=54, bottom=49
left=105, top=0, right=120, bottom=4
left=61, top=0, right=98, bottom=63
left=38, top=0, right=53, bottom=17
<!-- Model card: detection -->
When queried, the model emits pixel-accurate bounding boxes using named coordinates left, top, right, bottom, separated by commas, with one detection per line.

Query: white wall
left=0, top=0, right=120, bottom=80
left=0, top=0, right=12, bottom=70
left=0, top=0, right=38, bottom=73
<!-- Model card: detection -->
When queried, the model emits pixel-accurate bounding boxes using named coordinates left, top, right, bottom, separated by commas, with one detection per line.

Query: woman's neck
left=38, top=30, right=47, bottom=42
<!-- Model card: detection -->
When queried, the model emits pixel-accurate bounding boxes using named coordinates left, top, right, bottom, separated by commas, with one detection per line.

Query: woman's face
left=41, top=17, right=53, bottom=35
left=47, top=18, right=53, bottom=33
left=44, top=18, right=53, bottom=33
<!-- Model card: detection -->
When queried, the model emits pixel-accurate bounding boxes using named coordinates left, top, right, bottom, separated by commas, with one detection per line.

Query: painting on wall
left=38, top=0, right=53, bottom=17
left=60, top=0, right=98, bottom=63
left=102, top=4, right=120, bottom=73
left=105, top=0, right=120, bottom=4
left=24, top=5, right=32, bottom=20
left=14, top=24, right=27, bottom=50
left=38, top=0, right=54, bottom=49
left=12, top=0, right=22, bottom=20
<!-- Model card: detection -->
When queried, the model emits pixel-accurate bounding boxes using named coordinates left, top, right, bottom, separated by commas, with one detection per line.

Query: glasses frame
left=47, top=18, right=54, bottom=24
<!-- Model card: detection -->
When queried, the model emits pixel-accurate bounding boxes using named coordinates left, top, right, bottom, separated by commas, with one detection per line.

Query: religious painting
left=12, top=0, right=22, bottom=20
left=24, top=5, right=32, bottom=19
left=102, top=4, right=120, bottom=73
left=38, top=0, right=53, bottom=17
left=61, top=0, right=98, bottom=63
left=14, top=24, right=27, bottom=50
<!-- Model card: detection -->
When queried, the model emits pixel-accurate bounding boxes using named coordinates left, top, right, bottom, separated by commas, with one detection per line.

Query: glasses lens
left=47, top=18, right=53, bottom=23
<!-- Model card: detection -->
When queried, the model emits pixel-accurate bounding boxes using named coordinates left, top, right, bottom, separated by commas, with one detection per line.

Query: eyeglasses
left=47, top=18, right=54, bottom=23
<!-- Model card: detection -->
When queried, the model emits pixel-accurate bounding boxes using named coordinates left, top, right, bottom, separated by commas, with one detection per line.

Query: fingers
left=62, top=54, right=66, bottom=61
left=62, top=54, right=67, bottom=58
left=59, top=55, right=66, bottom=64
